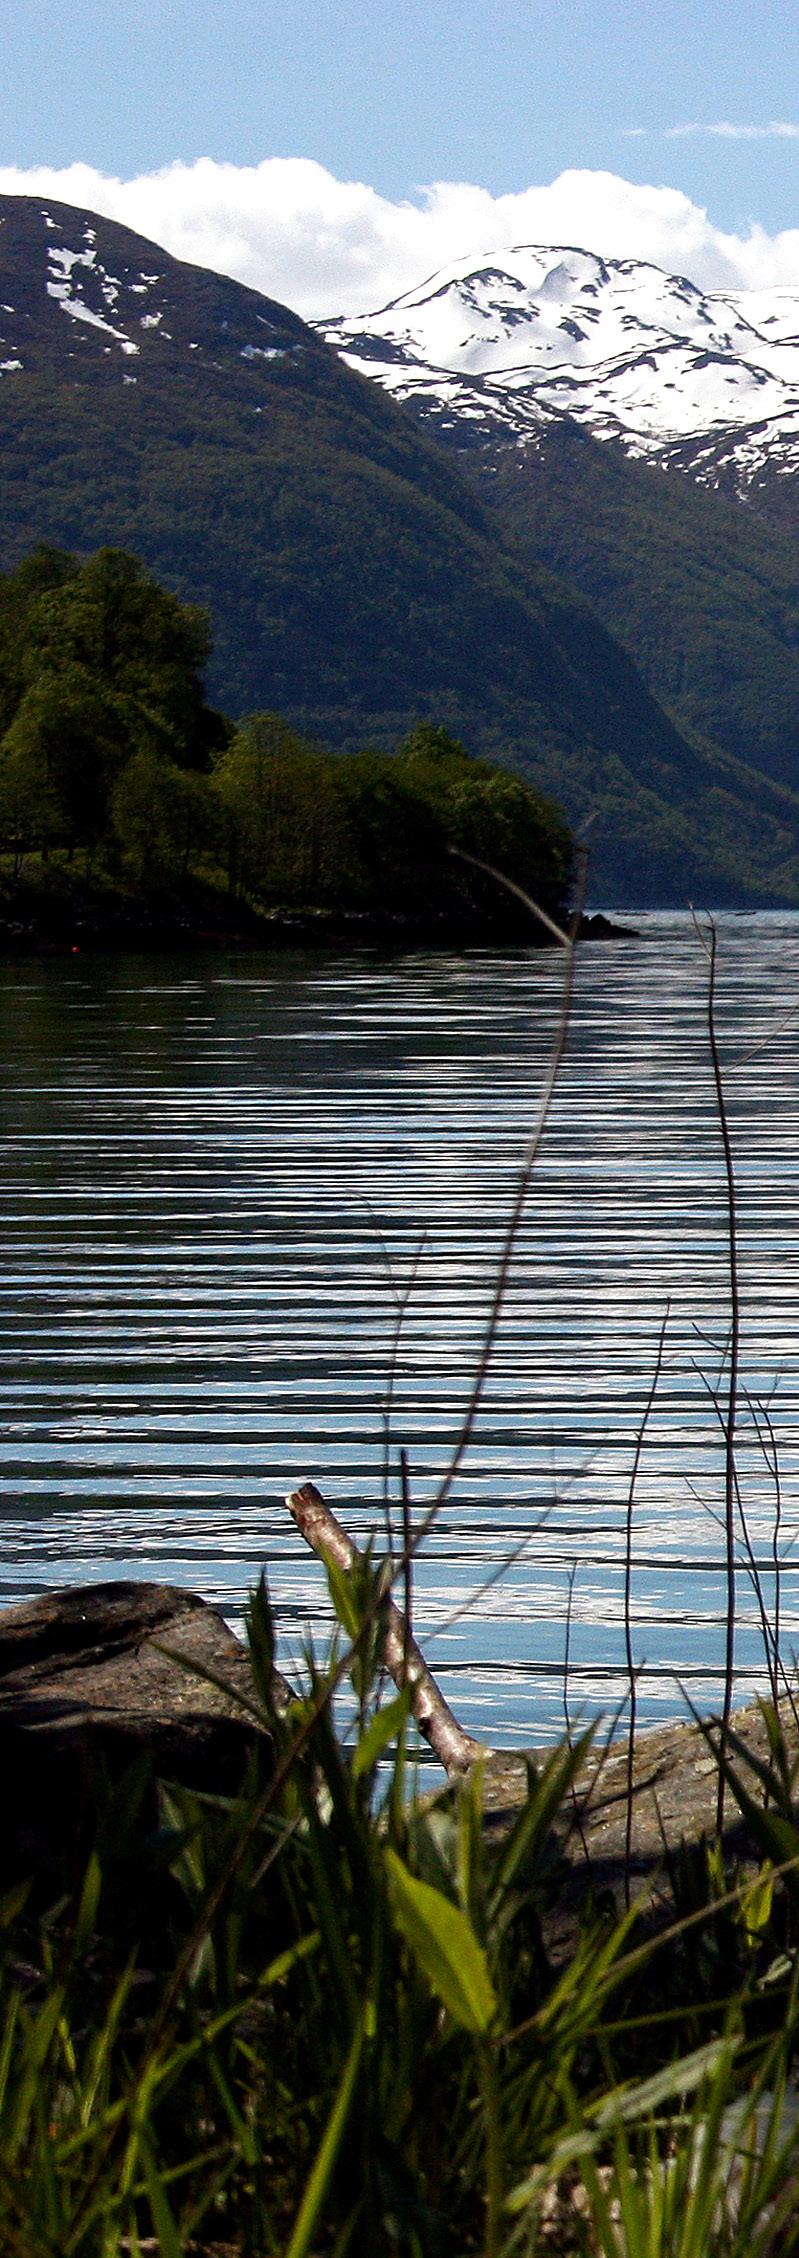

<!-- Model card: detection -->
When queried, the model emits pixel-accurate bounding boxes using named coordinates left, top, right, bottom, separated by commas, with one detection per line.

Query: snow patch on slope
left=46, top=241, right=139, bottom=354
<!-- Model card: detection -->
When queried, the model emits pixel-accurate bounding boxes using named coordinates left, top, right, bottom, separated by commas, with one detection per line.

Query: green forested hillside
left=446, top=414, right=799, bottom=802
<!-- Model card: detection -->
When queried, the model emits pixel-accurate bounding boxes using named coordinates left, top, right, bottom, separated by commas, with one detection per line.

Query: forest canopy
left=0, top=547, right=573, bottom=934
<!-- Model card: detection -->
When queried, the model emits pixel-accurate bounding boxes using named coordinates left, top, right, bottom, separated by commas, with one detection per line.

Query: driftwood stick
left=286, top=1481, right=484, bottom=1774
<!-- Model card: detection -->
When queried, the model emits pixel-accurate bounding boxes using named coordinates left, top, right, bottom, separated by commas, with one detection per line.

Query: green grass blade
left=507, top=2035, right=734, bottom=2208
left=351, top=1690, right=410, bottom=1781
left=490, top=1730, right=593, bottom=1911
left=284, top=2009, right=365, bottom=2258
left=140, top=2133, right=186, bottom=2258
left=386, top=1847, right=496, bottom=2033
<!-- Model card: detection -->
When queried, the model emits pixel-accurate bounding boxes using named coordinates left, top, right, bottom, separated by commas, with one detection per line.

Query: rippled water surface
left=4, top=912, right=799, bottom=1750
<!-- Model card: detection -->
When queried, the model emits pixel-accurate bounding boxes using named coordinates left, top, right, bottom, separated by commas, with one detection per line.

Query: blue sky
left=4, top=0, right=799, bottom=313
left=6, top=0, right=799, bottom=220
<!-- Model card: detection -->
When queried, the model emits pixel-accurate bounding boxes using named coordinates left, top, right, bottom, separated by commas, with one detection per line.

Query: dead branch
left=286, top=1480, right=483, bottom=1774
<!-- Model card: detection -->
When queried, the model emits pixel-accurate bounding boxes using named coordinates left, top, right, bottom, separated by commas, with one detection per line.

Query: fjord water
left=3, top=913, right=799, bottom=1753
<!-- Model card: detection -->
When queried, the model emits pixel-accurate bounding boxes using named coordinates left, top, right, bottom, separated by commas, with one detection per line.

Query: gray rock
left=0, top=1581, right=272, bottom=1889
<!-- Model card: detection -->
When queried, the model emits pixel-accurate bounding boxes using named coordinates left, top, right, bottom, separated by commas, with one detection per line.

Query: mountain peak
left=0, top=195, right=311, bottom=389
left=319, top=241, right=799, bottom=494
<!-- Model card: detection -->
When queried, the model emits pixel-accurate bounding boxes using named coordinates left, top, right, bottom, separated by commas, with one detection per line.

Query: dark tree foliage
left=213, top=714, right=352, bottom=906
left=0, top=547, right=221, bottom=870
left=0, top=545, right=574, bottom=928
left=215, top=713, right=573, bottom=928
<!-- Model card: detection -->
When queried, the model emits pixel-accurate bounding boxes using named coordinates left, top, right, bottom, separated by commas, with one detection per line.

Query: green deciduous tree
left=0, top=542, right=575, bottom=928
left=0, top=546, right=219, bottom=877
left=16, top=548, right=212, bottom=767
left=111, top=752, right=216, bottom=888
left=396, top=720, right=573, bottom=923
left=333, top=748, right=442, bottom=913
left=213, top=714, right=349, bottom=905
left=0, top=668, right=120, bottom=855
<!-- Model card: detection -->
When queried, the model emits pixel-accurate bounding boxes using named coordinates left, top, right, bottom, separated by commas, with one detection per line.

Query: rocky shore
left=0, top=1577, right=774, bottom=1919
left=480, top=1700, right=780, bottom=1945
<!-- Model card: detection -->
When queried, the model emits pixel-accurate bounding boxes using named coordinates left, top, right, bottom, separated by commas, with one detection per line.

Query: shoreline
left=0, top=887, right=638, bottom=957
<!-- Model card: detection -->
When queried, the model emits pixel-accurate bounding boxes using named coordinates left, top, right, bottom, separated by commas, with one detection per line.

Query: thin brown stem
left=361, top=1203, right=426, bottom=1539
left=688, top=1376, right=772, bottom=1692
left=692, top=912, right=740, bottom=1838
left=563, top=1563, right=592, bottom=1867
left=563, top=1561, right=577, bottom=1755
left=754, top=1392, right=784, bottom=1700
left=121, top=851, right=588, bottom=2135
left=624, top=1301, right=670, bottom=1907
left=417, top=847, right=588, bottom=1548
left=400, top=1445, right=413, bottom=1681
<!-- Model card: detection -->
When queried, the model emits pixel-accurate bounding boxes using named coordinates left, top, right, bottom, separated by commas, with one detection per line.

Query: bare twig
left=424, top=1505, right=561, bottom=1639
left=364, top=1212, right=427, bottom=1530
left=736, top=1481, right=779, bottom=1715
left=400, top=1445, right=413, bottom=1679
left=750, top=1391, right=786, bottom=1707
left=286, top=854, right=587, bottom=1756
left=286, top=1480, right=483, bottom=1772
left=563, top=1562, right=592, bottom=1867
left=447, top=843, right=573, bottom=948
left=143, top=854, right=585, bottom=2070
left=692, top=1364, right=799, bottom=1734
left=416, top=848, right=588, bottom=1549
left=692, top=911, right=740, bottom=1836
left=729, top=990, right=799, bottom=1069
left=563, top=1561, right=577, bottom=1754
left=624, top=1301, right=670, bottom=1906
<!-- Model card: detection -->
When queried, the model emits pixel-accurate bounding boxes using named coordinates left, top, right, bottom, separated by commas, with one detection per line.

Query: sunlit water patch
left=3, top=912, right=799, bottom=1752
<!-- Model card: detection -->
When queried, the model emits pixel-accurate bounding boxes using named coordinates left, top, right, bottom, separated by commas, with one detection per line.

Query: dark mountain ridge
left=0, top=194, right=797, bottom=904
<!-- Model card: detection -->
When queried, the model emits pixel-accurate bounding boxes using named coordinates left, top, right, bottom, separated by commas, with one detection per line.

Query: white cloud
left=0, top=157, right=798, bottom=315
left=666, top=121, right=799, bottom=141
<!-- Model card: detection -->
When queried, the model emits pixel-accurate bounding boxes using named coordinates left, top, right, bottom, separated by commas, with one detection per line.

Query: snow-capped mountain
left=5, top=190, right=799, bottom=902
left=320, top=244, right=799, bottom=495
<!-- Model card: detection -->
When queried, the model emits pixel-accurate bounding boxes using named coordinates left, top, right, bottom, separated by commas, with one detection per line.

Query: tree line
left=0, top=546, right=573, bottom=929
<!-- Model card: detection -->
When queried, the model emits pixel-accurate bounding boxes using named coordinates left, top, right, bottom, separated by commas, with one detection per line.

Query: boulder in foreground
left=0, top=1580, right=267, bottom=1889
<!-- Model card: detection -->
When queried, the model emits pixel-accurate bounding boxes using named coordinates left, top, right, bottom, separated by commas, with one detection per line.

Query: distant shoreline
left=0, top=896, right=638, bottom=956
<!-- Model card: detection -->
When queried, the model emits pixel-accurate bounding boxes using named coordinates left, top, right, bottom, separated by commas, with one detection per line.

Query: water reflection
left=3, top=913, right=799, bottom=1750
